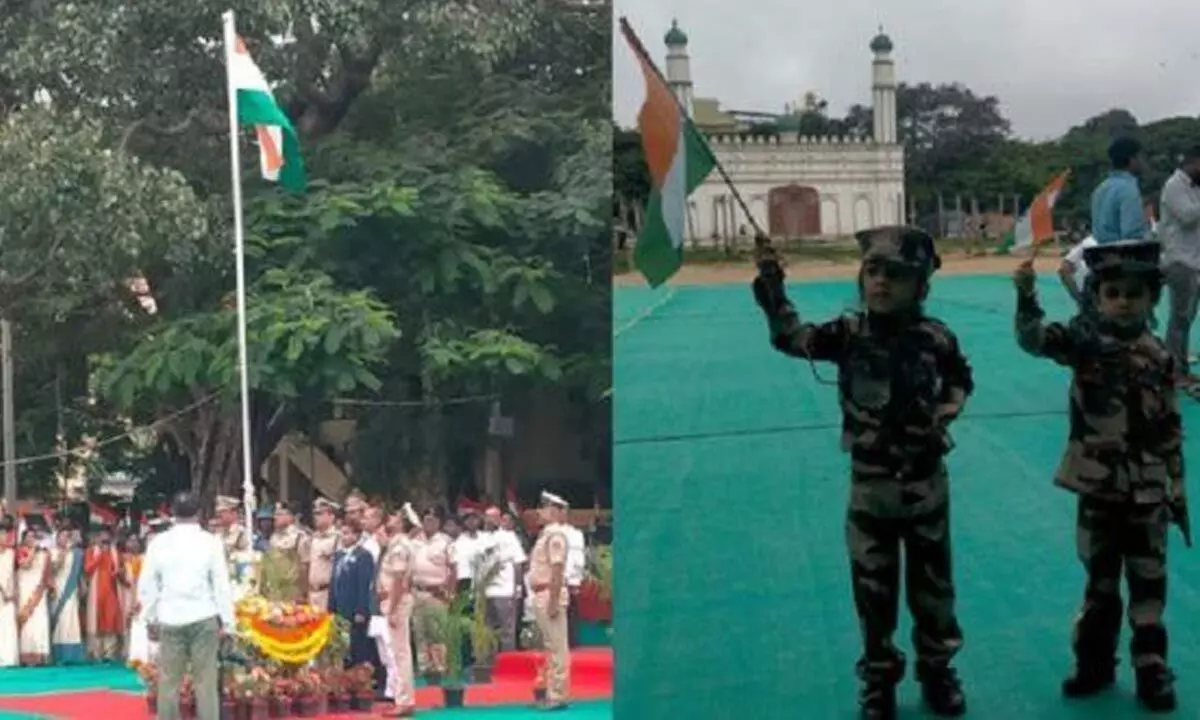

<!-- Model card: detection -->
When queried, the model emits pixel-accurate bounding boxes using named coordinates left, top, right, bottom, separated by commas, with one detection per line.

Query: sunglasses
left=1100, top=284, right=1147, bottom=301
left=864, top=261, right=917, bottom=281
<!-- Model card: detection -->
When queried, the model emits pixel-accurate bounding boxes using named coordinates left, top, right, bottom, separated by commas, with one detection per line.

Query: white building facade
left=663, top=24, right=905, bottom=243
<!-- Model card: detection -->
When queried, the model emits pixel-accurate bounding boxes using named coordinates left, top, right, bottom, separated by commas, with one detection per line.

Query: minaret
left=664, top=20, right=693, bottom=117
left=870, top=27, right=897, bottom=144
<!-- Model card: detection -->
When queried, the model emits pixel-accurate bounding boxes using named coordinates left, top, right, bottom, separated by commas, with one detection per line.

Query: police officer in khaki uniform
left=527, top=491, right=571, bottom=710
left=262, top=502, right=311, bottom=603
left=214, top=495, right=251, bottom=559
left=308, top=499, right=340, bottom=610
left=380, top=508, right=417, bottom=717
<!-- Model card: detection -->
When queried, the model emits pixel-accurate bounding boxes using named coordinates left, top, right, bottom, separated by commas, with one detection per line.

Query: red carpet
left=0, top=649, right=612, bottom=718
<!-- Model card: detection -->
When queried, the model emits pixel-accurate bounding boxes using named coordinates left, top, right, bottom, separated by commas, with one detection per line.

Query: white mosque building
left=662, top=21, right=906, bottom=242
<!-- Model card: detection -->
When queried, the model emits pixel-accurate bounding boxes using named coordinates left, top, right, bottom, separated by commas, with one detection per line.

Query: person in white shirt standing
left=451, top=510, right=486, bottom=596
left=1159, top=146, right=1200, bottom=389
left=137, top=492, right=236, bottom=720
left=561, top=504, right=586, bottom=649
left=450, top=509, right=488, bottom=669
left=482, top=507, right=526, bottom=653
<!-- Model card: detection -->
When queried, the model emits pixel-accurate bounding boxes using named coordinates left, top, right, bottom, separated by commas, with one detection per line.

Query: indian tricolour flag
left=226, top=31, right=305, bottom=193
left=1005, top=169, right=1070, bottom=251
left=620, top=21, right=716, bottom=287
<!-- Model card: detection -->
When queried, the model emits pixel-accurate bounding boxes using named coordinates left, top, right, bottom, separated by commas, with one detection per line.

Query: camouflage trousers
left=1072, top=496, right=1169, bottom=671
left=847, top=464, right=963, bottom=684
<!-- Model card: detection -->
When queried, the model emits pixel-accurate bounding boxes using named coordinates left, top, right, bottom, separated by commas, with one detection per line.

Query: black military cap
left=1083, top=239, right=1161, bottom=276
left=855, top=225, right=941, bottom=275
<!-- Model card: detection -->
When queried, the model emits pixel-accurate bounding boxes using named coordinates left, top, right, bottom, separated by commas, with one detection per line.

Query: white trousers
left=368, top=615, right=398, bottom=699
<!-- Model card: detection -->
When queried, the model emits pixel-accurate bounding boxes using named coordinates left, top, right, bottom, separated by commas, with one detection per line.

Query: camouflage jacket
left=1014, top=292, right=1184, bottom=504
left=768, top=306, right=974, bottom=478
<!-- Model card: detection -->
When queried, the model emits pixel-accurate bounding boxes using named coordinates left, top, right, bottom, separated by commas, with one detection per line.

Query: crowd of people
left=1057, top=139, right=1200, bottom=392
left=0, top=487, right=598, bottom=718
left=0, top=514, right=152, bottom=668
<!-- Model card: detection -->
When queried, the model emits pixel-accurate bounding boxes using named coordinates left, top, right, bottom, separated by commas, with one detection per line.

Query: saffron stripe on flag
left=620, top=20, right=716, bottom=287
left=1010, top=169, right=1069, bottom=250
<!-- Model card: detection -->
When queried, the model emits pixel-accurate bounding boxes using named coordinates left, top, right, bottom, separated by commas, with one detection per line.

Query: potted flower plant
left=269, top=676, right=297, bottom=718
left=228, top=670, right=255, bottom=720
left=247, top=667, right=274, bottom=720
left=293, top=669, right=324, bottom=717
left=324, top=667, right=349, bottom=711
left=348, top=662, right=377, bottom=712
left=220, top=669, right=238, bottom=720
left=136, top=663, right=159, bottom=714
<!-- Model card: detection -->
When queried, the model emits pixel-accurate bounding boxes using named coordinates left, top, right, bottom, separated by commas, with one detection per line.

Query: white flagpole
left=222, top=10, right=257, bottom=541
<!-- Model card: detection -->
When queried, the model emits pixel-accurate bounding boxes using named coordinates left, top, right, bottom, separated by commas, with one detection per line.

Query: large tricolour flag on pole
left=620, top=21, right=716, bottom=287
left=1007, top=169, right=1070, bottom=250
left=228, top=36, right=306, bottom=193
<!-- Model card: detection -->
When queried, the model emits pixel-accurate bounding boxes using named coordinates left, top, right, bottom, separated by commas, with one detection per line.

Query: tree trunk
left=166, top=391, right=289, bottom=510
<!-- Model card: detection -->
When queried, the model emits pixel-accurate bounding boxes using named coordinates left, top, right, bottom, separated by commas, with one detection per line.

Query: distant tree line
left=615, top=82, right=1200, bottom=232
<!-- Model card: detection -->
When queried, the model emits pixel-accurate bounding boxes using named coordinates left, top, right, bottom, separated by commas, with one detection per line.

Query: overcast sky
left=613, top=0, right=1200, bottom=140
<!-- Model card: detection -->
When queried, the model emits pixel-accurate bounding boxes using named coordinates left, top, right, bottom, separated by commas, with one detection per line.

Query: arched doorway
left=768, top=185, right=821, bottom=237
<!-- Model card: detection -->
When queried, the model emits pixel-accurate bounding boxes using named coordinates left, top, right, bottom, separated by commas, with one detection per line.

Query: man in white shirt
left=482, top=507, right=526, bottom=652
left=1159, top=146, right=1200, bottom=386
left=451, top=510, right=487, bottom=591
left=137, top=492, right=235, bottom=720
left=561, top=505, right=586, bottom=648
left=1059, top=235, right=1098, bottom=306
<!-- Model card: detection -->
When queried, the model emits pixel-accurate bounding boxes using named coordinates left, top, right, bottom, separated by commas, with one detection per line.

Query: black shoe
left=858, top=682, right=896, bottom=720
left=920, top=668, right=966, bottom=717
left=1062, top=666, right=1116, bottom=698
left=1136, top=667, right=1177, bottom=713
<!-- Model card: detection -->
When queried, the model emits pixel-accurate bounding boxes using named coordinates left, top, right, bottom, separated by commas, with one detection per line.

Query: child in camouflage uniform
left=753, top=226, right=974, bottom=719
left=1014, top=239, right=1185, bottom=713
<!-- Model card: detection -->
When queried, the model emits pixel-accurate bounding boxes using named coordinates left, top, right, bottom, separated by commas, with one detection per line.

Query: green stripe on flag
left=633, top=123, right=716, bottom=287
left=236, top=89, right=306, bottom=193
left=634, top=187, right=683, bottom=288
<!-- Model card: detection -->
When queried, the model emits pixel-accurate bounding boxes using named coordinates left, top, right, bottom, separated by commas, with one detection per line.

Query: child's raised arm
left=752, top=252, right=849, bottom=363
left=1013, top=257, right=1077, bottom=366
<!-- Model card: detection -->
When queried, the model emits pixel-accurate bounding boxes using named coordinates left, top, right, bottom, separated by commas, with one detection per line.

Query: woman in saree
left=0, top=519, right=19, bottom=667
left=123, top=534, right=154, bottom=666
left=16, top=529, right=52, bottom=665
left=84, top=529, right=124, bottom=661
left=49, top=528, right=85, bottom=664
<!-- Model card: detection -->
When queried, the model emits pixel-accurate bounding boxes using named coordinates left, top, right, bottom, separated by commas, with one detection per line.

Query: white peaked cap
left=540, top=491, right=568, bottom=508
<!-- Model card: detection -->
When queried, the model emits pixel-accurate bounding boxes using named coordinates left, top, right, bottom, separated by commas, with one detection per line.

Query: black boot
left=1136, top=666, right=1177, bottom=713
left=919, top=667, right=966, bottom=717
left=858, top=681, right=896, bottom=720
left=1061, top=665, right=1116, bottom=698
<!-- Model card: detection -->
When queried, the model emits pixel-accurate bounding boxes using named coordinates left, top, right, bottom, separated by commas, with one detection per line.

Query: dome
left=870, top=30, right=893, bottom=54
left=664, top=20, right=688, bottom=46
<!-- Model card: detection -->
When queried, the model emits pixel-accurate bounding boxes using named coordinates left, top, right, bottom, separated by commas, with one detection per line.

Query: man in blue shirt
left=1091, top=137, right=1150, bottom=244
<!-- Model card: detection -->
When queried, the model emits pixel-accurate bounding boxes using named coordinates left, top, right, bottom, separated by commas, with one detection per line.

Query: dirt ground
left=613, top=253, right=1029, bottom=286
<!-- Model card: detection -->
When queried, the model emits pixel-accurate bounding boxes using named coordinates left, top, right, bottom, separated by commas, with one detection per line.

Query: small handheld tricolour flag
left=1005, top=170, right=1070, bottom=251
left=620, top=19, right=716, bottom=287
left=226, top=30, right=306, bottom=193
